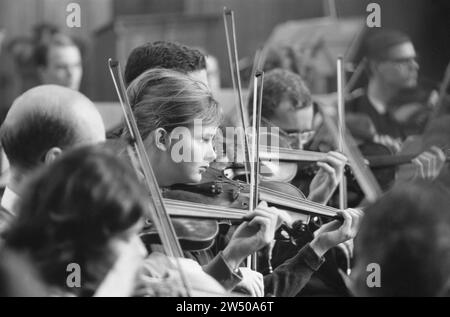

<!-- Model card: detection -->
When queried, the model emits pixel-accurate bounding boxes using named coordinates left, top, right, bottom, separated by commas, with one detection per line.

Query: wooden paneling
left=2, top=0, right=449, bottom=100
left=0, top=0, right=113, bottom=99
left=0, top=0, right=112, bottom=38
left=91, top=13, right=223, bottom=101
left=113, top=0, right=183, bottom=16
left=0, top=0, right=39, bottom=37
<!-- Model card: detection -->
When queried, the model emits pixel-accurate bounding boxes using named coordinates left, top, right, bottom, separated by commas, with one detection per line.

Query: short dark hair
left=34, top=33, right=78, bottom=67
left=124, top=41, right=206, bottom=85
left=3, top=145, right=146, bottom=296
left=365, top=29, right=411, bottom=62
left=32, top=23, right=60, bottom=43
left=249, top=68, right=312, bottom=119
left=263, top=47, right=300, bottom=74
left=0, top=111, right=78, bottom=171
left=353, top=180, right=450, bottom=296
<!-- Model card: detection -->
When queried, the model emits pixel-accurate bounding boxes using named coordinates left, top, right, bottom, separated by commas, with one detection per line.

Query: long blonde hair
left=124, top=68, right=221, bottom=140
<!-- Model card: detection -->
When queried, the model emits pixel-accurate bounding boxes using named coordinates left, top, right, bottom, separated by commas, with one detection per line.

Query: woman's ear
left=44, top=147, right=63, bottom=164
left=153, top=128, right=171, bottom=152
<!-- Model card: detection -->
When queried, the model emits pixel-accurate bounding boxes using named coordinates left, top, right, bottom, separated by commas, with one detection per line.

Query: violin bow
left=250, top=71, right=264, bottom=217
left=319, top=103, right=382, bottom=203
left=344, top=58, right=367, bottom=96
left=108, top=59, right=192, bottom=296
left=244, top=47, right=263, bottom=119
left=337, top=57, right=348, bottom=209
left=223, top=7, right=251, bottom=180
left=247, top=70, right=264, bottom=271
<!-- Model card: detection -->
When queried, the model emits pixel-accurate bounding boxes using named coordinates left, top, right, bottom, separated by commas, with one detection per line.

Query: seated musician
left=34, top=33, right=83, bottom=91
left=346, top=29, right=445, bottom=180
left=0, top=146, right=148, bottom=296
left=252, top=68, right=347, bottom=204
left=122, top=67, right=363, bottom=296
left=347, top=29, right=420, bottom=148
left=0, top=85, right=105, bottom=234
left=250, top=68, right=362, bottom=296
left=0, top=145, right=226, bottom=297
left=351, top=180, right=450, bottom=296
left=107, top=41, right=210, bottom=140
left=113, top=41, right=267, bottom=294
left=124, top=41, right=209, bottom=88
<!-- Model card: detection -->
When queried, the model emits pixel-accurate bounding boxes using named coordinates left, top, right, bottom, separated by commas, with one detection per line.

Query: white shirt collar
left=367, top=82, right=388, bottom=115
left=367, top=94, right=387, bottom=115
left=1, top=186, right=19, bottom=216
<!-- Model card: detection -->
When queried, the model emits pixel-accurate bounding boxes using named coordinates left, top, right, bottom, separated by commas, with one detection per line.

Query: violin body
left=166, top=167, right=335, bottom=225
left=140, top=188, right=236, bottom=252
left=140, top=217, right=220, bottom=252
left=138, top=165, right=313, bottom=252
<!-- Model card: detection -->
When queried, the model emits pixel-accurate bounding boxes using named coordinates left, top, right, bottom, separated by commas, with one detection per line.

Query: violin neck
left=259, top=146, right=328, bottom=162
left=164, top=198, right=247, bottom=221
left=257, top=188, right=340, bottom=219
left=367, top=153, right=450, bottom=167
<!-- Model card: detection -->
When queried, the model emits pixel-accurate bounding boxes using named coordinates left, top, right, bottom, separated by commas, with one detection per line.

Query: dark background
left=0, top=0, right=449, bottom=100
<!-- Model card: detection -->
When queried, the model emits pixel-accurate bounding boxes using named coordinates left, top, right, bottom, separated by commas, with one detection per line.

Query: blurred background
left=0, top=0, right=449, bottom=128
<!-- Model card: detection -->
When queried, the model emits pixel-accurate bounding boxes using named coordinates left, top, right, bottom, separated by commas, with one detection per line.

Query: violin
left=138, top=164, right=346, bottom=252
left=167, top=167, right=341, bottom=221
left=140, top=197, right=244, bottom=252
left=256, top=127, right=332, bottom=183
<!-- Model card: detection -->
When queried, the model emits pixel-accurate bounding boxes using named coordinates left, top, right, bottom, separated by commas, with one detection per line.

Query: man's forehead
left=386, top=42, right=416, bottom=58
left=47, top=45, right=81, bottom=61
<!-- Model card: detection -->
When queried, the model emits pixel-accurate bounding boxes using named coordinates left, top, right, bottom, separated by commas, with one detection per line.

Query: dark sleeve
left=202, top=251, right=242, bottom=291
left=263, top=243, right=325, bottom=297
left=0, top=207, right=13, bottom=236
left=346, top=96, right=358, bottom=113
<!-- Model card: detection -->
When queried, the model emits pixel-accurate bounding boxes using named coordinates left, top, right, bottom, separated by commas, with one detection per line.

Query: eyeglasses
left=285, top=130, right=316, bottom=149
left=382, top=55, right=420, bottom=67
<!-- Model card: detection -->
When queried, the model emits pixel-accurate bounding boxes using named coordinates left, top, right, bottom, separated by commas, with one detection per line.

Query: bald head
left=1, top=85, right=105, bottom=171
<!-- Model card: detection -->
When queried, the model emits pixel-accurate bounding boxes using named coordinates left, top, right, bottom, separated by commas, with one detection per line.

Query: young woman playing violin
left=122, top=67, right=363, bottom=297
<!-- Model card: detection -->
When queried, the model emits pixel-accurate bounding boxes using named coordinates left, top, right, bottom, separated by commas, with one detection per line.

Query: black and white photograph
left=0, top=0, right=449, bottom=300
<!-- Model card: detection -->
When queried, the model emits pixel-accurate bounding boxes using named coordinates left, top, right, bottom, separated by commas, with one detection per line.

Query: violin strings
left=165, top=199, right=248, bottom=219
left=217, top=177, right=340, bottom=216
left=259, top=187, right=339, bottom=215
left=205, top=168, right=340, bottom=218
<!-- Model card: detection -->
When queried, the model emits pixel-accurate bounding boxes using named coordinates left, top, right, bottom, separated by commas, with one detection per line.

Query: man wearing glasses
left=346, top=30, right=420, bottom=151
left=252, top=68, right=347, bottom=205
left=250, top=68, right=352, bottom=297
left=346, top=30, right=445, bottom=181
